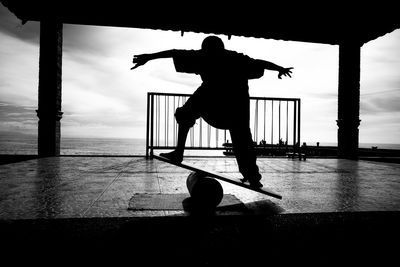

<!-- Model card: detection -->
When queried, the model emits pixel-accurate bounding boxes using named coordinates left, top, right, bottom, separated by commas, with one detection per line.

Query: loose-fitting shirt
left=172, top=49, right=265, bottom=127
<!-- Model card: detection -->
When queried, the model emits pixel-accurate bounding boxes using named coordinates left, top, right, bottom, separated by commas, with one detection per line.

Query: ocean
left=0, top=136, right=147, bottom=156
left=0, top=136, right=224, bottom=156
left=1, top=134, right=399, bottom=156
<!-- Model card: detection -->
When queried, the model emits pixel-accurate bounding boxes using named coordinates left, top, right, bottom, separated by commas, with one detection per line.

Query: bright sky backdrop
left=0, top=4, right=399, bottom=145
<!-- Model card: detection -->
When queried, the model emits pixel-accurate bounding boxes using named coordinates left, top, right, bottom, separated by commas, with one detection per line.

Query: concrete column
left=36, top=21, right=63, bottom=156
left=337, top=42, right=361, bottom=159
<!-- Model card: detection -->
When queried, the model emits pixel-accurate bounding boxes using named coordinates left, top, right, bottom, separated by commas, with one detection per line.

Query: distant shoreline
left=1, top=134, right=400, bottom=159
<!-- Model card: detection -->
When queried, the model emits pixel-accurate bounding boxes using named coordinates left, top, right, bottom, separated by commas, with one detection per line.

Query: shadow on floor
left=0, top=155, right=38, bottom=165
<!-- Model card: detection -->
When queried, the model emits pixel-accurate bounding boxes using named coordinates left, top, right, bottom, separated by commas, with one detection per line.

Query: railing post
left=286, top=101, right=289, bottom=150
left=150, top=93, right=154, bottom=159
left=278, top=101, right=281, bottom=146
left=271, top=100, right=274, bottom=145
left=293, top=100, right=297, bottom=155
left=146, top=93, right=150, bottom=159
left=297, top=99, right=301, bottom=159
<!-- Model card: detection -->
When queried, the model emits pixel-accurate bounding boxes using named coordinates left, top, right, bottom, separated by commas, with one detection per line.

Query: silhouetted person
left=131, top=36, right=293, bottom=188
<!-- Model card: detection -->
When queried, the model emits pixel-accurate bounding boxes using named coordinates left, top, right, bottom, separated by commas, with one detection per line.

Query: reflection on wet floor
left=0, top=156, right=399, bottom=219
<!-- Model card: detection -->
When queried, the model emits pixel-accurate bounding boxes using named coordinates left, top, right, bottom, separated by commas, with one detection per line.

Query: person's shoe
left=249, top=180, right=263, bottom=188
left=240, top=177, right=263, bottom=188
left=240, top=177, right=248, bottom=183
left=160, top=150, right=183, bottom=164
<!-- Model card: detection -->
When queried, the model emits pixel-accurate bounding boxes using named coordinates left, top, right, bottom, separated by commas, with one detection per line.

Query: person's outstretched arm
left=257, top=59, right=293, bottom=79
left=131, top=49, right=178, bottom=70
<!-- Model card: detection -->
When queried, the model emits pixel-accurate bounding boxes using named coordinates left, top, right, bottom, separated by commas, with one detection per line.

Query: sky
left=0, top=4, right=399, bottom=145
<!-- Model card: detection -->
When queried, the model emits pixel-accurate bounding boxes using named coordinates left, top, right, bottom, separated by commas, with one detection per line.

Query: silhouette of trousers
left=175, top=102, right=261, bottom=182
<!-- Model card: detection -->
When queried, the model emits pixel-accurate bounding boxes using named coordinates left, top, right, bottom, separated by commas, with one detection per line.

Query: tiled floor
left=1, top=156, right=399, bottom=220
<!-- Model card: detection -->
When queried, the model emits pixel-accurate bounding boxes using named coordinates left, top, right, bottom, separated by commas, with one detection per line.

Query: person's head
left=201, top=36, right=225, bottom=53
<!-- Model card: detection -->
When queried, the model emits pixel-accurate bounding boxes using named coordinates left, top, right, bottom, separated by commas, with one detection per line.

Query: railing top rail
left=148, top=92, right=192, bottom=97
left=148, top=92, right=300, bottom=102
left=250, top=96, right=301, bottom=102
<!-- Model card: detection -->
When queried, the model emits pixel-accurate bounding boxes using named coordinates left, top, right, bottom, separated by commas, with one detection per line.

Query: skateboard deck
left=153, top=155, right=282, bottom=199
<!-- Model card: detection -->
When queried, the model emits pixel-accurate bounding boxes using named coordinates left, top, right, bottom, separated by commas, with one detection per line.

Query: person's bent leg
left=229, top=126, right=263, bottom=188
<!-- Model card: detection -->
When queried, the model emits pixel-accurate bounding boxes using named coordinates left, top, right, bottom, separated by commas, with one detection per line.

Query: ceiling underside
left=2, top=1, right=399, bottom=45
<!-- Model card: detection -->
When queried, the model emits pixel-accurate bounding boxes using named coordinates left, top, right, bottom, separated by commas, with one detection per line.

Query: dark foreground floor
left=1, top=212, right=399, bottom=265
left=1, top=156, right=399, bottom=265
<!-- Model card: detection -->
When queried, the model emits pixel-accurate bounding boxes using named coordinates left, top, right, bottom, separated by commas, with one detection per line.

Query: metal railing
left=146, top=92, right=301, bottom=158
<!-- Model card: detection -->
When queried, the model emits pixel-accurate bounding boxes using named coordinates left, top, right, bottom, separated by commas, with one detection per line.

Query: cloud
left=0, top=5, right=113, bottom=57
left=361, top=89, right=400, bottom=114
left=63, top=24, right=117, bottom=58
left=360, top=29, right=400, bottom=118
left=360, top=113, right=400, bottom=144
left=0, top=31, right=39, bottom=108
left=0, top=102, right=37, bottom=135
left=0, top=5, right=40, bottom=43
left=149, top=67, right=201, bottom=89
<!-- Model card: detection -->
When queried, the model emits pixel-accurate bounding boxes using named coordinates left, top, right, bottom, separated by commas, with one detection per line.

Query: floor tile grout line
left=80, top=159, right=134, bottom=217
left=153, top=159, right=167, bottom=216
left=155, top=159, right=162, bottom=194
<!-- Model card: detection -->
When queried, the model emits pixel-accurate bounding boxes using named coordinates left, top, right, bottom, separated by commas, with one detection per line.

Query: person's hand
left=278, top=67, right=293, bottom=79
left=131, top=54, right=151, bottom=70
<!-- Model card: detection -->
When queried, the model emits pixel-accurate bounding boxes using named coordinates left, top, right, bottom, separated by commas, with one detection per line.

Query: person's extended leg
left=160, top=98, right=200, bottom=163
left=160, top=123, right=190, bottom=163
left=229, top=126, right=263, bottom=188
